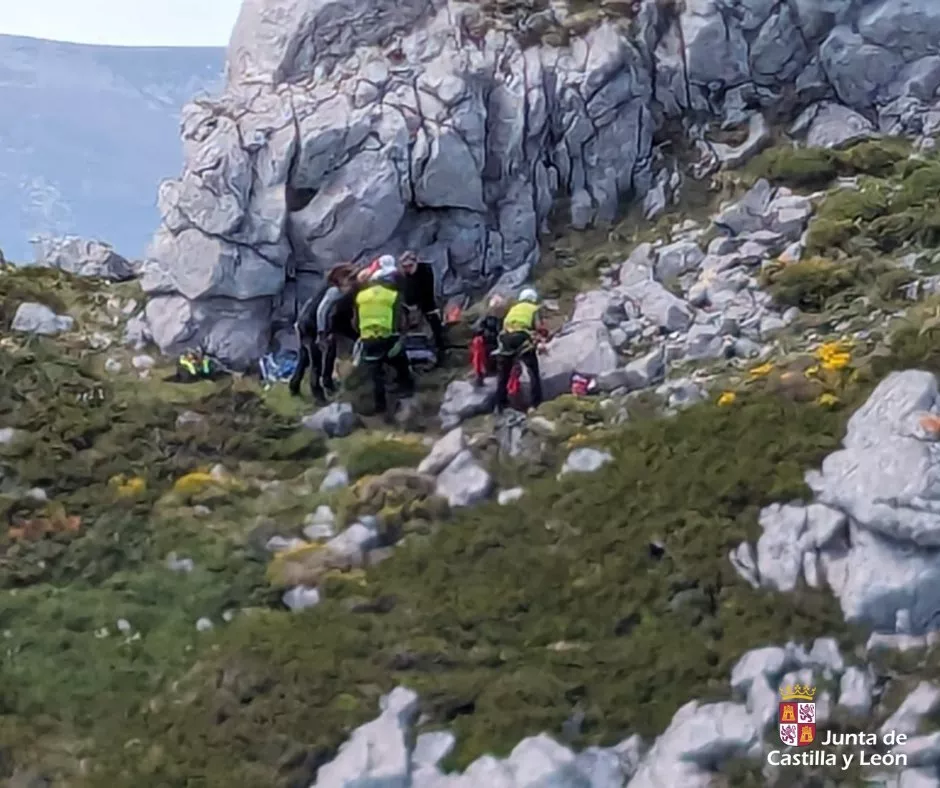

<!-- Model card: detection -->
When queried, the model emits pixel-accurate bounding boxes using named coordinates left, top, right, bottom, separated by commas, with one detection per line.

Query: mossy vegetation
left=761, top=255, right=913, bottom=313
left=42, top=385, right=867, bottom=787
left=748, top=138, right=911, bottom=191
left=750, top=139, right=940, bottom=258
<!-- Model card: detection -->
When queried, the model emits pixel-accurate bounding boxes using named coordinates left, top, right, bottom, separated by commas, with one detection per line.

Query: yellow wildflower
left=109, top=474, right=147, bottom=498
left=816, top=393, right=840, bottom=408
left=815, top=341, right=853, bottom=371
left=804, top=365, right=820, bottom=378
left=717, top=391, right=737, bottom=407
left=172, top=471, right=216, bottom=496
left=749, top=362, right=774, bottom=378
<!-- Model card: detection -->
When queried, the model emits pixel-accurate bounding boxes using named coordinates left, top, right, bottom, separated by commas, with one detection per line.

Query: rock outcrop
left=144, top=0, right=940, bottom=367
left=737, top=370, right=940, bottom=636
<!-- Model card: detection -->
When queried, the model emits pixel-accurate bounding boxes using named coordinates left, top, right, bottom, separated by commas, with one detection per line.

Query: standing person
left=289, top=263, right=357, bottom=403
left=495, top=287, right=548, bottom=414
left=470, top=294, right=507, bottom=386
left=354, top=261, right=415, bottom=415
left=398, top=251, right=446, bottom=366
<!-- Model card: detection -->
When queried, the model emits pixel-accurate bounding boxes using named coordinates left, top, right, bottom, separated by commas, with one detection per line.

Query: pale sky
left=0, top=0, right=244, bottom=47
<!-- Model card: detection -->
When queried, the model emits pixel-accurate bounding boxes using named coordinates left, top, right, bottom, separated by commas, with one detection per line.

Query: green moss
left=804, top=158, right=940, bottom=255
left=749, top=147, right=838, bottom=190
left=341, top=435, right=429, bottom=479
left=749, top=139, right=911, bottom=192
left=762, top=258, right=858, bottom=311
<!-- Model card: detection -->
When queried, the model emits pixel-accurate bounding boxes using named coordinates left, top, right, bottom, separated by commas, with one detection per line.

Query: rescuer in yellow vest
left=495, top=287, right=547, bottom=413
left=354, top=260, right=415, bottom=415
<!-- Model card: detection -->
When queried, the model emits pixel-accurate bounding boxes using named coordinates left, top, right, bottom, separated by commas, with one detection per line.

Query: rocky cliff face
left=143, top=0, right=940, bottom=367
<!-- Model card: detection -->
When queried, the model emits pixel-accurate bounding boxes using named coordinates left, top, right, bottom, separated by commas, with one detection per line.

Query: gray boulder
left=439, top=379, right=496, bottom=430
left=11, top=302, right=74, bottom=336
left=620, top=279, right=692, bottom=332
left=302, top=402, right=359, bottom=438
left=312, top=687, right=419, bottom=787
left=417, top=427, right=465, bottom=475
left=838, top=666, right=875, bottom=717
left=655, top=241, right=705, bottom=282
left=560, top=447, right=613, bottom=476
left=628, top=701, right=758, bottom=788
left=539, top=322, right=619, bottom=401
left=793, top=102, right=875, bottom=149
left=434, top=450, right=492, bottom=508
left=282, top=585, right=321, bottom=612
left=713, top=180, right=812, bottom=243
left=33, top=236, right=136, bottom=281
left=806, top=371, right=940, bottom=547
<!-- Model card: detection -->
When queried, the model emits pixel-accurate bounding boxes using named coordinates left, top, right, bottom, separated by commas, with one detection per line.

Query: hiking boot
left=288, top=383, right=301, bottom=397
left=322, top=379, right=337, bottom=396
left=312, top=386, right=328, bottom=406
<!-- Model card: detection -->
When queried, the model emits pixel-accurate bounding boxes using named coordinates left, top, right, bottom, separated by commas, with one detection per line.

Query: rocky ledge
left=142, top=0, right=940, bottom=367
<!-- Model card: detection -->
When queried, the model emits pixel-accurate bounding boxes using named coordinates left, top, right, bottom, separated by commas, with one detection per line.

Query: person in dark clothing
left=398, top=251, right=446, bottom=365
left=470, top=294, right=506, bottom=386
left=289, top=263, right=358, bottom=403
left=495, top=287, right=548, bottom=414
left=354, top=262, right=415, bottom=415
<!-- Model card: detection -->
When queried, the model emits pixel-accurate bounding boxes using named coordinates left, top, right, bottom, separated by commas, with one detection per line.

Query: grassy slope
left=5, top=141, right=940, bottom=786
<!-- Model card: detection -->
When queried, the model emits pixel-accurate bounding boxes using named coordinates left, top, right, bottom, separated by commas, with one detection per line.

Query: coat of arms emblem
left=779, top=683, right=816, bottom=747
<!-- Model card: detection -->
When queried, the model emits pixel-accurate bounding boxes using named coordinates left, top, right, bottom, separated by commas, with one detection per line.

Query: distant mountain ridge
left=0, top=34, right=225, bottom=262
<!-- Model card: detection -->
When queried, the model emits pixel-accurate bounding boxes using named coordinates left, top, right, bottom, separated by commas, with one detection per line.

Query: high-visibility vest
left=356, top=284, right=398, bottom=338
left=503, top=301, right=539, bottom=333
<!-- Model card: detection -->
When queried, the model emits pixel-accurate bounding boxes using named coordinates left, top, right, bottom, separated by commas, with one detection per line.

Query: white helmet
left=518, top=287, right=539, bottom=304
left=370, top=266, right=395, bottom=283
left=370, top=254, right=398, bottom=283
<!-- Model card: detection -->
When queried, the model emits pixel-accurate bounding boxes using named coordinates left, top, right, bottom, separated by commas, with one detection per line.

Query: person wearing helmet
left=494, top=287, right=547, bottom=413
left=470, top=293, right=507, bottom=386
left=289, top=262, right=359, bottom=403
left=398, top=251, right=446, bottom=366
left=353, top=263, right=414, bottom=415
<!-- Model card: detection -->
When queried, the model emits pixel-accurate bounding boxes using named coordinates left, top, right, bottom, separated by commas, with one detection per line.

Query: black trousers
left=425, top=309, right=446, bottom=356
left=495, top=331, right=542, bottom=411
left=361, top=335, right=414, bottom=413
left=289, top=335, right=337, bottom=399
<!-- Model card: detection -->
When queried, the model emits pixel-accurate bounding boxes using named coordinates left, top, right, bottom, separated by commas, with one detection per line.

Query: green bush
left=749, top=139, right=911, bottom=192
left=763, top=258, right=858, bottom=311
left=343, top=436, right=429, bottom=479
left=749, top=147, right=838, bottom=190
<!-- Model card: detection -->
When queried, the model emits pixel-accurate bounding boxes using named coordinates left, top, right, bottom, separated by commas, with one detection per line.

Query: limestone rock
left=439, top=379, right=496, bottom=430
left=560, top=448, right=613, bottom=477
left=838, top=665, right=875, bottom=717
left=539, top=322, right=619, bottom=401
left=881, top=682, right=940, bottom=738
left=312, top=687, right=419, bottom=787
left=283, top=585, right=321, bottom=612
left=417, top=427, right=465, bottom=476
left=33, top=236, right=136, bottom=281
left=11, top=303, right=74, bottom=336
left=434, top=450, right=492, bottom=508
left=302, top=402, right=359, bottom=438
left=628, top=701, right=758, bottom=788
left=794, top=102, right=875, bottom=149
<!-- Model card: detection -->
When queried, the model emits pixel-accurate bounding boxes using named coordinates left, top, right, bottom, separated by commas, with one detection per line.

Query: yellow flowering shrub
left=749, top=362, right=774, bottom=378
left=816, top=393, right=840, bottom=408
left=717, top=391, right=737, bottom=407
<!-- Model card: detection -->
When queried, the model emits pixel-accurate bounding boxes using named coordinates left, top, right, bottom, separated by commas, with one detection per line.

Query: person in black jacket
left=398, top=251, right=446, bottom=366
left=289, top=263, right=358, bottom=403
